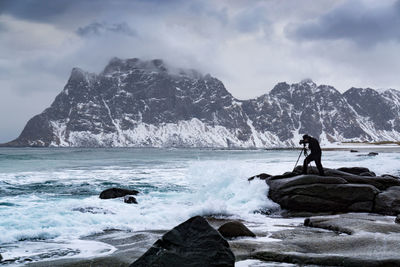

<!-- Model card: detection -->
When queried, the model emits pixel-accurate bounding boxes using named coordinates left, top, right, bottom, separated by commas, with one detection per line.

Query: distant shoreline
left=0, top=142, right=399, bottom=152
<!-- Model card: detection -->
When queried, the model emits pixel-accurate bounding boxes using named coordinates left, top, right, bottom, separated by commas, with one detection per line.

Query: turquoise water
left=0, top=147, right=399, bottom=265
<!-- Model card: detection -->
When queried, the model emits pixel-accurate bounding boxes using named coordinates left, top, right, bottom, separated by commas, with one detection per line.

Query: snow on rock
left=5, top=58, right=400, bottom=148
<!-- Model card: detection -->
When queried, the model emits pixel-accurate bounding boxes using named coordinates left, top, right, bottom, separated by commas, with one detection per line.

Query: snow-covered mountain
left=4, top=58, right=400, bottom=147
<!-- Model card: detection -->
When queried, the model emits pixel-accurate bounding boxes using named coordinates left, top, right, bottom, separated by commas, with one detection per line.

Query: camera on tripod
left=299, top=139, right=306, bottom=146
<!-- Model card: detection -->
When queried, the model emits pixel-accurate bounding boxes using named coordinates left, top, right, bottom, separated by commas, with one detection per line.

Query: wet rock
left=247, top=173, right=271, bottom=181
left=72, top=207, right=115, bottom=214
left=350, top=149, right=358, bottom=152
left=260, top=166, right=400, bottom=215
left=383, top=174, right=400, bottom=179
left=374, top=186, right=400, bottom=215
left=230, top=213, right=400, bottom=267
left=396, top=215, right=400, bottom=224
left=124, top=195, right=138, bottom=204
left=337, top=167, right=371, bottom=175
left=304, top=213, right=400, bottom=235
left=218, top=221, right=256, bottom=238
left=100, top=188, right=139, bottom=199
left=130, top=216, right=235, bottom=267
left=267, top=175, right=364, bottom=213
left=359, top=171, right=376, bottom=177
left=357, top=152, right=379, bottom=157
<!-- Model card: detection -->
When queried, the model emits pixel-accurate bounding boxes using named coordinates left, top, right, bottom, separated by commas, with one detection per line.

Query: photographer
left=300, top=134, right=325, bottom=176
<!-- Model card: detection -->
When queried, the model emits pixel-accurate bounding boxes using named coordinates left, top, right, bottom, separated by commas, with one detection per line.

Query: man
left=300, top=134, right=324, bottom=176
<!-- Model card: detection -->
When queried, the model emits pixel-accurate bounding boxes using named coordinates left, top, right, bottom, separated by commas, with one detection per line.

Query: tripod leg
left=293, top=148, right=304, bottom=172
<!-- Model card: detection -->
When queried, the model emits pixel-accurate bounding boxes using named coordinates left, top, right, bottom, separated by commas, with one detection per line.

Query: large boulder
left=218, top=221, right=256, bottom=238
left=130, top=216, right=235, bottom=267
left=273, top=183, right=378, bottom=212
left=262, top=167, right=400, bottom=215
left=99, top=188, right=139, bottom=199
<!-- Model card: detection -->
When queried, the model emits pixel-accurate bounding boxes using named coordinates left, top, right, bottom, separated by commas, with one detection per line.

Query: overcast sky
left=1, top=0, right=400, bottom=142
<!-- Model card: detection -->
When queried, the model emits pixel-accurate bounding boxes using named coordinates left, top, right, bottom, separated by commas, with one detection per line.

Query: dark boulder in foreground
left=252, top=166, right=400, bottom=215
left=99, top=188, right=139, bottom=199
left=130, top=216, right=235, bottom=267
left=218, top=221, right=256, bottom=238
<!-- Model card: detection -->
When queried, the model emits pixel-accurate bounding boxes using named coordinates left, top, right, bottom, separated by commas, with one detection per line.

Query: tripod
left=293, top=145, right=313, bottom=172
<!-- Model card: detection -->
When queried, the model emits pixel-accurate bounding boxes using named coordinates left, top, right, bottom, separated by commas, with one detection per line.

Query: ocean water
left=0, top=147, right=400, bottom=265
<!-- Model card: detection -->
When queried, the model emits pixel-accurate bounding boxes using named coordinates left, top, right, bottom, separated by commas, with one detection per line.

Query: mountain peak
left=300, top=78, right=315, bottom=86
left=69, top=67, right=96, bottom=83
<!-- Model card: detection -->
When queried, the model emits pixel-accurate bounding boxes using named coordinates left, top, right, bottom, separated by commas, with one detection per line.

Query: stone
left=267, top=174, right=381, bottom=213
left=337, top=167, right=371, bottom=175
left=100, top=188, right=139, bottom=199
left=359, top=171, right=376, bottom=177
left=251, top=166, right=400, bottom=215
left=230, top=213, right=400, bottom=267
left=247, top=173, right=271, bottom=181
left=374, top=186, right=400, bottom=215
left=304, top=213, right=400, bottom=235
left=350, top=149, right=358, bottom=152
left=130, top=216, right=235, bottom=267
left=218, top=221, right=256, bottom=238
left=396, top=215, right=400, bottom=224
left=124, top=195, right=138, bottom=204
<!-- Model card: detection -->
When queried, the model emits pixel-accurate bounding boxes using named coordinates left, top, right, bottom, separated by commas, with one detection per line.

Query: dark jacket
left=305, top=137, right=321, bottom=155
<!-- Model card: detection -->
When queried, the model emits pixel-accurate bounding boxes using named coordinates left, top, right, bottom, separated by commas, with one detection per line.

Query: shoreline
left=25, top=212, right=400, bottom=267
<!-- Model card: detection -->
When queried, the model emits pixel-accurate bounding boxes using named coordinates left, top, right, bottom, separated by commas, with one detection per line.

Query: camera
left=299, top=139, right=305, bottom=145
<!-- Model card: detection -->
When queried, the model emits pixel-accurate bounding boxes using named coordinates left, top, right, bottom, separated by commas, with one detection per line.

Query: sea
left=0, top=147, right=400, bottom=266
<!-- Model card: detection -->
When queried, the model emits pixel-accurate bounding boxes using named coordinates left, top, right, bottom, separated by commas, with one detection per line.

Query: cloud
left=77, top=22, right=136, bottom=37
left=1, top=0, right=400, bottom=142
left=286, top=0, right=400, bottom=46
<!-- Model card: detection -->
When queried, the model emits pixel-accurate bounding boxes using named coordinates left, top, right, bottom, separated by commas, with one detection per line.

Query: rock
left=304, top=213, right=400, bottom=235
left=218, top=221, right=256, bottom=238
left=359, top=171, right=376, bottom=176
left=257, top=166, right=400, bottom=215
left=130, top=216, right=235, bottom=267
left=396, top=215, right=400, bottom=224
left=383, top=174, right=400, bottom=179
left=337, top=167, right=371, bottom=175
left=374, top=186, right=400, bottom=215
left=124, top=195, right=138, bottom=204
left=72, top=207, right=115, bottom=214
left=357, top=152, right=379, bottom=157
left=231, top=213, right=400, bottom=267
left=350, top=149, right=358, bottom=152
left=100, top=188, right=139, bottom=199
left=247, top=173, right=271, bottom=181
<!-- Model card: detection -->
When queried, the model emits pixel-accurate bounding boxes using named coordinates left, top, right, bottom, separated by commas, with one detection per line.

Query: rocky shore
left=24, top=166, right=400, bottom=266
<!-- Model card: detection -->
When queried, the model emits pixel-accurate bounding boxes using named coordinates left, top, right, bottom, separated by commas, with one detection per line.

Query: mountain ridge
left=3, top=57, right=400, bottom=147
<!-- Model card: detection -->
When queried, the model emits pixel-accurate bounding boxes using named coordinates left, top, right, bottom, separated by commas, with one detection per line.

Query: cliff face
left=5, top=58, right=400, bottom=147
